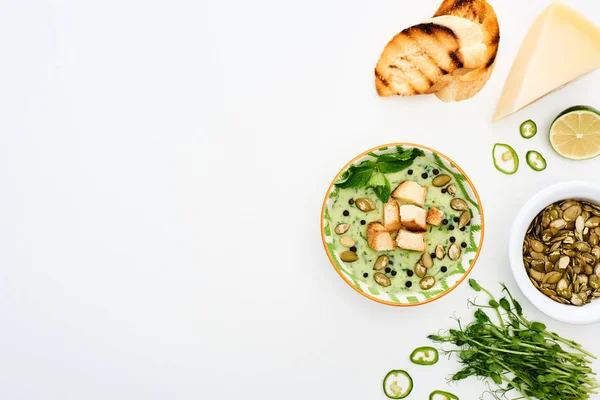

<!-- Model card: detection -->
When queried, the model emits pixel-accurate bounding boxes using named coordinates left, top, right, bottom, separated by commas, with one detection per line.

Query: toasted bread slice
left=425, top=16, right=486, bottom=69
left=391, top=181, right=428, bottom=207
left=400, top=205, right=427, bottom=232
left=396, top=229, right=427, bottom=252
left=426, top=206, right=445, bottom=227
left=375, top=22, right=465, bottom=96
left=432, top=0, right=500, bottom=101
left=367, top=222, right=396, bottom=251
left=383, top=200, right=402, bottom=232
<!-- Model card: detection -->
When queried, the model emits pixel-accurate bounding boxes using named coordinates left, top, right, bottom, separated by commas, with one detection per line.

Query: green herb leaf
left=469, top=279, right=482, bottom=292
left=530, top=321, right=546, bottom=332
left=499, top=298, right=511, bottom=311
left=368, top=172, right=391, bottom=203
left=377, top=149, right=424, bottom=173
left=488, top=300, right=499, bottom=308
left=334, top=161, right=375, bottom=189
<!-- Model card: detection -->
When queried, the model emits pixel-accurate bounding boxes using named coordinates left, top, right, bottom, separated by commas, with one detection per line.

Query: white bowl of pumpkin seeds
left=509, top=181, right=600, bottom=325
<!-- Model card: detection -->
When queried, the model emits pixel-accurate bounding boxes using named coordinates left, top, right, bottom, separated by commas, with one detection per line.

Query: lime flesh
left=549, top=105, right=600, bottom=160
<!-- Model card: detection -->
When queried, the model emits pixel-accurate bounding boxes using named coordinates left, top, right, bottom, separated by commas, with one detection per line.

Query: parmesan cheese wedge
left=494, top=2, right=600, bottom=122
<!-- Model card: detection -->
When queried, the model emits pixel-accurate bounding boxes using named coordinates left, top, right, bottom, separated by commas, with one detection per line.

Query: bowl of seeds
left=509, top=181, right=600, bottom=324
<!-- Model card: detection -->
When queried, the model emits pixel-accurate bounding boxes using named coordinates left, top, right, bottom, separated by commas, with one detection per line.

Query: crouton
left=391, top=180, right=428, bottom=206
left=383, top=200, right=402, bottom=232
left=427, top=206, right=445, bottom=227
left=367, top=222, right=396, bottom=251
left=396, top=229, right=427, bottom=252
left=400, top=205, right=427, bottom=232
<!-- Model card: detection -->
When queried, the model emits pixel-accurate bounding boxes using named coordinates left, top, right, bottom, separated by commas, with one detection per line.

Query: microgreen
left=428, top=281, right=599, bottom=400
left=335, top=147, right=424, bottom=202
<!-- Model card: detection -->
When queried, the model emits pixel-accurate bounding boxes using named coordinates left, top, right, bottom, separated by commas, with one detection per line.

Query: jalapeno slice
left=383, top=370, right=413, bottom=399
left=526, top=150, right=547, bottom=171
left=520, top=119, right=537, bottom=139
left=492, top=143, right=519, bottom=175
left=429, top=390, right=459, bottom=400
left=409, top=346, right=439, bottom=365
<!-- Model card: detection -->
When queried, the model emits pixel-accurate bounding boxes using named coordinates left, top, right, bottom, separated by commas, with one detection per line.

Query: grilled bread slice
left=431, top=0, right=500, bottom=101
left=375, top=22, right=469, bottom=96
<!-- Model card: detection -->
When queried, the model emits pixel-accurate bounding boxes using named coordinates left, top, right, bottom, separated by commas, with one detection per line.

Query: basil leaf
left=377, top=149, right=424, bottom=173
left=335, top=160, right=375, bottom=189
left=369, top=172, right=391, bottom=203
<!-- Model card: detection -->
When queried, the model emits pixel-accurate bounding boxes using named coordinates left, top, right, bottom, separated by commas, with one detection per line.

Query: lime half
left=549, top=105, right=600, bottom=160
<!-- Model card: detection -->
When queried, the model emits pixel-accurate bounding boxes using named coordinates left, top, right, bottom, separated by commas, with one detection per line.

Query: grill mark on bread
left=375, top=70, right=390, bottom=87
left=409, top=23, right=461, bottom=75
left=485, top=53, right=497, bottom=69
left=449, top=51, right=463, bottom=69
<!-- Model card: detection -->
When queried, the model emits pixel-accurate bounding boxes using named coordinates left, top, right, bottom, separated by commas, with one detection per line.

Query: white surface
left=2, top=0, right=600, bottom=399
left=509, top=181, right=600, bottom=325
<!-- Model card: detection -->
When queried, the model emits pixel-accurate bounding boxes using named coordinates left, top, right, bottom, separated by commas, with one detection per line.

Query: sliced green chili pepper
left=429, top=390, right=459, bottom=400
left=492, top=143, right=519, bottom=175
left=383, top=370, right=413, bottom=399
left=520, top=119, right=537, bottom=138
left=409, top=346, right=439, bottom=365
left=526, top=150, right=547, bottom=171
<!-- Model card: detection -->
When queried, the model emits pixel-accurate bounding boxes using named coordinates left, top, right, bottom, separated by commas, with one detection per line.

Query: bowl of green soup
left=320, top=143, right=484, bottom=306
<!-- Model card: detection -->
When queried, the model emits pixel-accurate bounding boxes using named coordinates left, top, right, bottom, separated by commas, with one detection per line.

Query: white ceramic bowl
left=509, top=181, right=600, bottom=325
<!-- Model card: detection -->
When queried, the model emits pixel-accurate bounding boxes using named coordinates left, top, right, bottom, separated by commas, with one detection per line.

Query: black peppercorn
left=385, top=267, right=391, bottom=273
left=461, top=242, right=467, bottom=248
left=360, top=220, right=366, bottom=225
left=406, top=281, right=412, bottom=288
left=407, top=270, right=414, bottom=277
left=460, top=227, right=466, bottom=232
left=442, top=219, right=448, bottom=225
left=343, top=210, right=349, bottom=216
left=363, top=272, right=368, bottom=278
left=408, top=169, right=413, bottom=175
left=430, top=252, right=436, bottom=259
left=441, top=266, right=447, bottom=273
left=449, top=225, right=455, bottom=231
left=441, top=188, right=447, bottom=194
left=422, top=173, right=428, bottom=179
left=350, top=246, right=357, bottom=252
left=453, top=217, right=459, bottom=223
left=348, top=199, right=354, bottom=205
left=391, top=270, right=397, bottom=276
left=450, top=237, right=456, bottom=243
left=433, top=169, right=439, bottom=175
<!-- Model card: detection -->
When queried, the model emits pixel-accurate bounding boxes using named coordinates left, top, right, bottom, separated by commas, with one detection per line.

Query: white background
left=2, top=0, right=600, bottom=398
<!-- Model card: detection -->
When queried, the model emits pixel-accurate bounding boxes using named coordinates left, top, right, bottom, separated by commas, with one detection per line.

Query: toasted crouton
left=400, top=205, right=427, bottom=232
left=367, top=222, right=396, bottom=251
left=383, top=200, right=402, bottom=232
left=427, top=206, right=445, bottom=227
left=392, top=181, right=428, bottom=206
left=396, top=229, right=427, bottom=252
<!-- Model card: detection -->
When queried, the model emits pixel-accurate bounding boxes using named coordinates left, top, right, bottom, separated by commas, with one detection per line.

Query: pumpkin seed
left=589, top=274, right=600, bottom=289
left=373, top=255, right=389, bottom=271
left=564, top=205, right=582, bottom=222
left=585, top=216, right=600, bottom=228
left=450, top=198, right=468, bottom=211
left=419, top=275, right=436, bottom=290
left=355, top=198, right=376, bottom=212
left=421, top=252, right=434, bottom=269
left=435, top=244, right=445, bottom=260
left=339, top=237, right=355, bottom=248
left=340, top=251, right=358, bottom=262
left=458, top=211, right=471, bottom=229
left=446, top=185, right=456, bottom=196
left=529, top=269, right=544, bottom=282
left=550, top=219, right=567, bottom=230
left=530, top=239, right=545, bottom=253
left=448, top=243, right=461, bottom=261
left=415, top=263, right=427, bottom=278
left=373, top=272, right=391, bottom=287
left=334, top=223, right=350, bottom=235
left=432, top=174, right=451, bottom=187
left=543, top=271, right=563, bottom=284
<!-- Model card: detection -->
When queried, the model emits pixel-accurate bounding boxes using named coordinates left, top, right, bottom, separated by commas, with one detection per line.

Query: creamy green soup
left=330, top=158, right=472, bottom=295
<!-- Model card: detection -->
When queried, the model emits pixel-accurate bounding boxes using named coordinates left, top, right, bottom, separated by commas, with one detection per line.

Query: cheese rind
left=494, top=2, right=600, bottom=122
